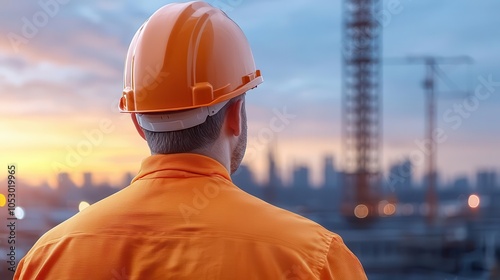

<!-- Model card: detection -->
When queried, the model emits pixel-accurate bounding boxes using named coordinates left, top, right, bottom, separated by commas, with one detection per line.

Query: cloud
left=0, top=55, right=29, bottom=71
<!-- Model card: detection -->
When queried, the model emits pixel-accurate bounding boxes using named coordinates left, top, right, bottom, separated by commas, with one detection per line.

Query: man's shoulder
left=219, top=187, right=336, bottom=249
left=28, top=189, right=129, bottom=249
left=250, top=196, right=330, bottom=233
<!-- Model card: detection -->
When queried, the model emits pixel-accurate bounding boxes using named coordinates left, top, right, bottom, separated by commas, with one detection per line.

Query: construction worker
left=15, top=2, right=367, bottom=279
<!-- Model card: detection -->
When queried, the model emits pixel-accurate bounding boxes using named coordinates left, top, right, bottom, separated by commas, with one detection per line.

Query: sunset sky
left=1, top=0, right=499, bottom=187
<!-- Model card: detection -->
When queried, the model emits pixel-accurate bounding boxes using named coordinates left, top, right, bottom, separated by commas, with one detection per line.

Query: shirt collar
left=131, top=153, right=232, bottom=183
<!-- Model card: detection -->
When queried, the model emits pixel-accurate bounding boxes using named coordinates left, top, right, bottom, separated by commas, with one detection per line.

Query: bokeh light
left=468, top=194, right=480, bottom=209
left=378, top=200, right=388, bottom=215
left=79, top=201, right=90, bottom=212
left=15, top=206, right=25, bottom=220
left=354, top=204, right=369, bottom=219
left=383, top=203, right=396, bottom=216
left=0, top=194, right=6, bottom=207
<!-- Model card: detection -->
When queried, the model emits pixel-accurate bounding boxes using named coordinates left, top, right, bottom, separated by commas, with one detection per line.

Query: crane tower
left=341, top=0, right=382, bottom=220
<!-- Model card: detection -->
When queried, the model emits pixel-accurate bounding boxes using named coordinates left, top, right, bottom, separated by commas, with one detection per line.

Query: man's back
left=15, top=154, right=366, bottom=279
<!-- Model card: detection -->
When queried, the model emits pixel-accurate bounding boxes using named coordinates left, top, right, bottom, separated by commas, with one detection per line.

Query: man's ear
left=224, top=98, right=243, bottom=137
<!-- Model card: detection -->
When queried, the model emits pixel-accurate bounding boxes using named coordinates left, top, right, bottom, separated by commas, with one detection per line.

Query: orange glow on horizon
left=0, top=114, right=149, bottom=187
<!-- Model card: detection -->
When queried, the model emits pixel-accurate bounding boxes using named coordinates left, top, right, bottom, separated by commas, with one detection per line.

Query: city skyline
left=9, top=150, right=498, bottom=192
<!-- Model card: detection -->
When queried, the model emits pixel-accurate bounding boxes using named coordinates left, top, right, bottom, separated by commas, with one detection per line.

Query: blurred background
left=1, top=0, right=499, bottom=279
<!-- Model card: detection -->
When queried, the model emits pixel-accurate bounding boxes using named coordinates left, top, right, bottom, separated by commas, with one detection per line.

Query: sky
left=0, top=0, right=499, bottom=187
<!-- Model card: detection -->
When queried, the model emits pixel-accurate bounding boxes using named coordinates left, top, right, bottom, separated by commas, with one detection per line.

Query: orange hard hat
left=119, top=1, right=263, bottom=139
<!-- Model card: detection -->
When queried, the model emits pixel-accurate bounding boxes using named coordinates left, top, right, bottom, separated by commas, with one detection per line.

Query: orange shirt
left=15, top=154, right=367, bottom=279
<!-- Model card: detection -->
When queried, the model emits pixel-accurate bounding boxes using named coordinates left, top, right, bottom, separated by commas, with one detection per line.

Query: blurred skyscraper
left=292, top=165, right=309, bottom=190
left=452, top=176, right=470, bottom=194
left=121, top=172, right=135, bottom=188
left=323, top=155, right=337, bottom=189
left=57, top=172, right=76, bottom=191
left=476, top=170, right=497, bottom=194
left=265, top=148, right=281, bottom=203
left=232, top=164, right=260, bottom=197
left=388, top=158, right=413, bottom=190
left=82, top=172, right=93, bottom=189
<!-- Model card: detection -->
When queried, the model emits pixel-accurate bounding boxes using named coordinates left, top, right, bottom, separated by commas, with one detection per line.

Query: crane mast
left=342, top=0, right=382, bottom=221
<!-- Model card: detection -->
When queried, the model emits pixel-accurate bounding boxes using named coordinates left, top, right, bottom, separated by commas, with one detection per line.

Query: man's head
left=118, top=2, right=262, bottom=173
left=144, top=94, right=247, bottom=174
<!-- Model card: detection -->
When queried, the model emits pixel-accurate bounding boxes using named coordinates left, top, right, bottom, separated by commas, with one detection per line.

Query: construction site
left=333, top=0, right=498, bottom=278
left=1, top=0, right=499, bottom=279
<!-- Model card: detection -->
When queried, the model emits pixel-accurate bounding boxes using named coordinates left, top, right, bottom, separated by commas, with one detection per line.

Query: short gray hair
left=143, top=96, right=241, bottom=154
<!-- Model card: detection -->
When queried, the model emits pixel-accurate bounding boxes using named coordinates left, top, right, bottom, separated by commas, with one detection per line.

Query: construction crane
left=341, top=0, right=382, bottom=222
left=386, top=56, right=473, bottom=225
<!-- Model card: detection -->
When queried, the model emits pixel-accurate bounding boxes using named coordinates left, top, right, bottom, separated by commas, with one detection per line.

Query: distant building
left=267, top=148, right=281, bottom=188
left=232, top=164, right=255, bottom=189
left=452, top=176, right=470, bottom=194
left=57, top=172, right=76, bottom=191
left=232, top=164, right=262, bottom=197
left=265, top=148, right=281, bottom=203
left=388, top=158, right=413, bottom=190
left=82, top=172, right=93, bottom=189
left=121, top=172, right=135, bottom=188
left=292, top=165, right=309, bottom=190
left=476, top=170, right=497, bottom=194
left=57, top=172, right=80, bottom=207
left=323, top=155, right=337, bottom=189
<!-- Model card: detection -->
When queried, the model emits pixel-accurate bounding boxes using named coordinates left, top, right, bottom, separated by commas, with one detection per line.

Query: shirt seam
left=135, top=169, right=230, bottom=182
left=313, top=231, right=335, bottom=278
left=28, top=228, right=323, bottom=260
